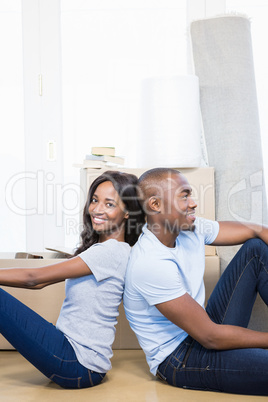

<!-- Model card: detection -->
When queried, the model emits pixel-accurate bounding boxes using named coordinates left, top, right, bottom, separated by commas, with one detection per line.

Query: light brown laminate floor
left=0, top=349, right=266, bottom=402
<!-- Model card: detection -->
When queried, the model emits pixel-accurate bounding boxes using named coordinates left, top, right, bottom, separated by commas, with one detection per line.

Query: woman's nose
left=93, top=202, right=105, bottom=213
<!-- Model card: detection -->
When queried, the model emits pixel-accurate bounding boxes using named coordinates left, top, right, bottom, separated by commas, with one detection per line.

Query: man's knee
left=244, top=238, right=265, bottom=248
left=242, top=238, right=267, bottom=258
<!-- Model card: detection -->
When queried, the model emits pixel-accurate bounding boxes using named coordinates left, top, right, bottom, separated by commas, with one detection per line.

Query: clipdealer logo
left=5, top=170, right=84, bottom=228
left=227, top=170, right=265, bottom=224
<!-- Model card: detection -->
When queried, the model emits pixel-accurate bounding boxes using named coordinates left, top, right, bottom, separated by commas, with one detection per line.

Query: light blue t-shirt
left=123, top=217, right=219, bottom=375
left=56, top=239, right=131, bottom=373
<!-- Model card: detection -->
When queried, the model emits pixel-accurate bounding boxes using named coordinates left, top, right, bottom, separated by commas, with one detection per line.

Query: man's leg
left=158, top=239, right=268, bottom=395
left=206, top=238, right=268, bottom=325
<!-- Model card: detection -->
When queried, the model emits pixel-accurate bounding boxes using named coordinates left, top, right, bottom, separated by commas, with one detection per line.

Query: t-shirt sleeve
left=196, top=217, right=219, bottom=245
left=78, top=240, right=129, bottom=282
left=133, top=257, right=186, bottom=306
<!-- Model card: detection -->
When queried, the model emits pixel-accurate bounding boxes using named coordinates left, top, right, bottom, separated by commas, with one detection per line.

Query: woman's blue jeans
left=157, top=239, right=268, bottom=395
left=0, top=287, right=106, bottom=388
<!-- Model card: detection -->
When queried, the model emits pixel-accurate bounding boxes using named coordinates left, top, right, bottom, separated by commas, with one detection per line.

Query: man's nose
left=189, top=196, right=197, bottom=209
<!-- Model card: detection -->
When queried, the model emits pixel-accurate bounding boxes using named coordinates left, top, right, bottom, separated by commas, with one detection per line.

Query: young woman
left=0, top=171, right=144, bottom=389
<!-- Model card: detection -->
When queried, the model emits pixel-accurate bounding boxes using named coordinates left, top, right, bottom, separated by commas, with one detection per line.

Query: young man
left=123, top=167, right=268, bottom=396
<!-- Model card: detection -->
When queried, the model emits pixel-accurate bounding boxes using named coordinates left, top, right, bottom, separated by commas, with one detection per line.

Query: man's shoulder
left=128, top=235, right=176, bottom=277
left=131, top=231, right=170, bottom=258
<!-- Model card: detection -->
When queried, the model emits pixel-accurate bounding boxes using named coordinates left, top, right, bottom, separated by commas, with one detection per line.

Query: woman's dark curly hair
left=74, top=171, right=145, bottom=256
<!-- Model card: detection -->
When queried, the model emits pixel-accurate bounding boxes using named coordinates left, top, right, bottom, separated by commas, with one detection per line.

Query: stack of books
left=83, top=147, right=125, bottom=168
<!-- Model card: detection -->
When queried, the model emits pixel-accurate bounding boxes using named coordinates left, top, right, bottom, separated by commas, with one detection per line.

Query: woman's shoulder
left=78, top=239, right=131, bottom=279
left=90, top=239, right=131, bottom=260
left=102, top=238, right=131, bottom=250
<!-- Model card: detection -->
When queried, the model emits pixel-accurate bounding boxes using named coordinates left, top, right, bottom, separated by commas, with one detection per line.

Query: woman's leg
left=158, top=239, right=268, bottom=395
left=0, top=288, right=105, bottom=388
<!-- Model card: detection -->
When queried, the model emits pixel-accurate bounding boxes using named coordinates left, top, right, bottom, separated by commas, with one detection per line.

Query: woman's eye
left=91, top=198, right=98, bottom=203
left=107, top=202, right=115, bottom=208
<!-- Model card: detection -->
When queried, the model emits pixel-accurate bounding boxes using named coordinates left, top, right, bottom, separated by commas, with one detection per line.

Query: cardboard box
left=0, top=255, right=220, bottom=350
left=0, top=167, right=218, bottom=350
left=0, top=258, right=65, bottom=350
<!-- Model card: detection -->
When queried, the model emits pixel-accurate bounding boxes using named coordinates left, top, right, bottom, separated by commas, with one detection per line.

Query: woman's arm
left=156, top=293, right=268, bottom=350
left=0, top=257, right=91, bottom=289
left=212, top=221, right=268, bottom=246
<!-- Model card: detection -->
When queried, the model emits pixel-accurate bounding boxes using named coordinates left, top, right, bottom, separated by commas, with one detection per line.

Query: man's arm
left=156, top=293, right=268, bottom=350
left=211, top=221, right=268, bottom=246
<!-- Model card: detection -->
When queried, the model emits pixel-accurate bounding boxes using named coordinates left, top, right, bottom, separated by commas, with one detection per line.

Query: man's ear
left=148, top=196, right=161, bottom=213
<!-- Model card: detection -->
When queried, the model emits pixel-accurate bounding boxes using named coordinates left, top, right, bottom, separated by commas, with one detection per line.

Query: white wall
left=1, top=0, right=267, bottom=252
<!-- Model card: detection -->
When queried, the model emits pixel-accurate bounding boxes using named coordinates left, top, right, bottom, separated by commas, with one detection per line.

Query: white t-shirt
left=123, top=217, right=219, bottom=375
left=56, top=239, right=131, bottom=373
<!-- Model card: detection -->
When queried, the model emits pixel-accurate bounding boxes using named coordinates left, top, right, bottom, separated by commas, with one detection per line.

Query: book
left=81, top=160, right=107, bottom=168
left=91, top=146, right=115, bottom=157
left=85, top=154, right=108, bottom=161
left=85, top=154, right=125, bottom=165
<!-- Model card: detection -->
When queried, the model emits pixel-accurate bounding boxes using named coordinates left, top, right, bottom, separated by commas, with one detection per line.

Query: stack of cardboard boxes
left=0, top=167, right=220, bottom=350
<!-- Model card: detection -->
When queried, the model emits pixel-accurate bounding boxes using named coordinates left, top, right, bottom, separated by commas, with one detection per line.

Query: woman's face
left=88, top=181, right=128, bottom=241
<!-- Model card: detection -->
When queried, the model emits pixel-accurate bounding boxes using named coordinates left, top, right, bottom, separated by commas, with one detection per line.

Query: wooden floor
left=0, top=349, right=266, bottom=402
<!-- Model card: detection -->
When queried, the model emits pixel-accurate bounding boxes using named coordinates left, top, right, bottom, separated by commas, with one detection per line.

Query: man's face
left=161, top=173, right=197, bottom=233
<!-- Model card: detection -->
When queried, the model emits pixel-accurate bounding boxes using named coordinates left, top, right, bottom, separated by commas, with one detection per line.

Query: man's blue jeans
left=0, top=288, right=106, bottom=388
left=157, top=239, right=268, bottom=395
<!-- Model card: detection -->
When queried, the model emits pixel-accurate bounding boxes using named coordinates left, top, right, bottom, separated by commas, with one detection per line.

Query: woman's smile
left=91, top=215, right=108, bottom=224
